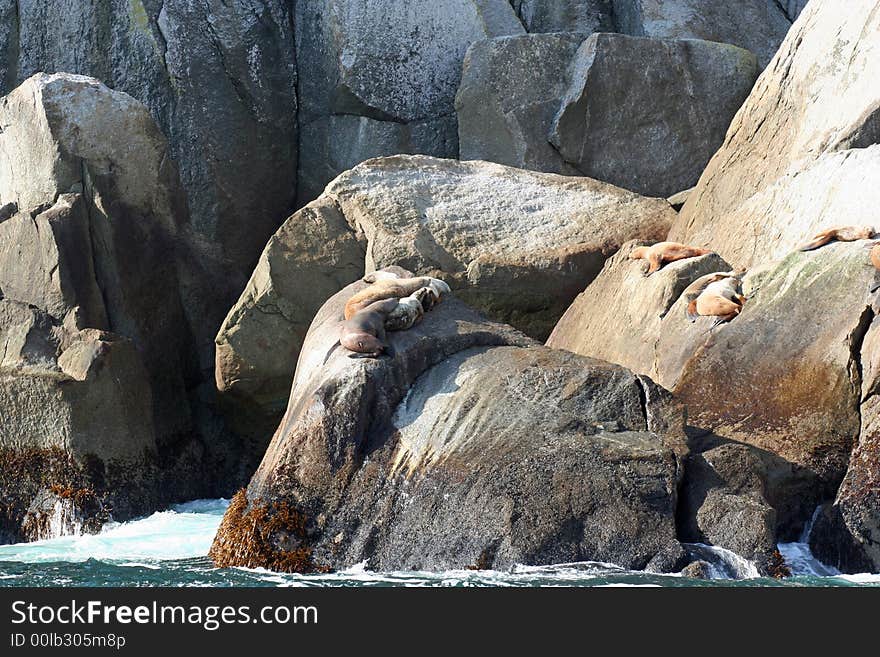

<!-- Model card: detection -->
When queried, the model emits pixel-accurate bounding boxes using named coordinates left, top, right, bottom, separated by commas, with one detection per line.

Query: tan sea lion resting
left=681, top=271, right=745, bottom=325
left=384, top=287, right=436, bottom=331
left=797, top=225, right=876, bottom=251
left=344, top=275, right=451, bottom=320
left=629, top=242, right=713, bottom=276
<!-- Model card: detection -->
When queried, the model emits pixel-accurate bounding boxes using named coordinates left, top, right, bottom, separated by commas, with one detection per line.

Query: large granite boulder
left=456, top=33, right=587, bottom=174
left=670, top=0, right=880, bottom=269
left=325, top=156, right=675, bottom=339
left=210, top=274, right=689, bottom=573
left=549, top=33, right=757, bottom=197
left=510, top=0, right=614, bottom=33
left=1, top=1, right=299, bottom=333
left=611, top=0, right=793, bottom=68
left=215, top=155, right=676, bottom=441
left=294, top=0, right=524, bottom=203
left=0, top=74, right=239, bottom=541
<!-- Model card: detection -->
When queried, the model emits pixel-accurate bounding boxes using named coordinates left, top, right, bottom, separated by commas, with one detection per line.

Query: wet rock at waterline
left=210, top=277, right=689, bottom=573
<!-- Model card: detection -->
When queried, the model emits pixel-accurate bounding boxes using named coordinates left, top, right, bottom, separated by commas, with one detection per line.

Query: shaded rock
left=4, top=0, right=299, bottom=315
left=210, top=276, right=688, bottom=572
left=456, top=33, right=586, bottom=174
left=0, top=300, right=167, bottom=541
left=549, top=33, right=757, bottom=197
left=678, top=440, right=820, bottom=571
left=0, top=73, right=196, bottom=446
left=0, top=74, right=244, bottom=541
left=670, top=0, right=880, bottom=268
left=294, top=0, right=524, bottom=203
left=809, top=314, right=880, bottom=573
left=511, top=0, right=614, bottom=33
left=0, top=195, right=108, bottom=331
left=780, top=0, right=810, bottom=22
left=297, top=114, right=458, bottom=210
left=214, top=197, right=366, bottom=452
left=326, top=155, right=676, bottom=340
left=667, top=187, right=693, bottom=212
left=611, top=0, right=792, bottom=69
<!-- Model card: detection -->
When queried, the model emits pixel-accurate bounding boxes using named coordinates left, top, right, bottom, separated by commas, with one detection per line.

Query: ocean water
left=0, top=499, right=878, bottom=587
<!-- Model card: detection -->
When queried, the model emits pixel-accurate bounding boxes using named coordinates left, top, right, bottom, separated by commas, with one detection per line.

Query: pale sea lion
left=384, top=287, right=436, bottom=331
left=681, top=271, right=738, bottom=321
left=695, top=276, right=746, bottom=326
left=797, top=225, right=876, bottom=251
left=344, top=276, right=451, bottom=320
left=630, top=242, right=713, bottom=276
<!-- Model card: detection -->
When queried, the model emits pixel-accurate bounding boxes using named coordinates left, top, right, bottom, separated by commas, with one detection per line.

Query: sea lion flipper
left=322, top=340, right=342, bottom=365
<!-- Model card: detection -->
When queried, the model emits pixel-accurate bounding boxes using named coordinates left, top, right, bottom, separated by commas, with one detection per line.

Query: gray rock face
left=670, top=0, right=880, bottom=267
left=0, top=74, right=240, bottom=542
left=456, top=33, right=586, bottom=174
left=809, top=310, right=880, bottom=573
left=511, top=0, right=613, bottom=33
left=550, top=33, right=757, bottom=197
left=611, top=0, right=792, bottom=68
left=294, top=0, right=524, bottom=203
left=215, top=155, right=674, bottom=452
left=0, top=0, right=299, bottom=339
left=210, top=275, right=688, bottom=572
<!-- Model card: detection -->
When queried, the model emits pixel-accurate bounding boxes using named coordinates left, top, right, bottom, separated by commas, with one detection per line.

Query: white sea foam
left=0, top=498, right=228, bottom=563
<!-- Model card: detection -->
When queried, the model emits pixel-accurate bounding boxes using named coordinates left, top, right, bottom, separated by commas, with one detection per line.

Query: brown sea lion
left=337, top=298, right=399, bottom=359
left=681, top=272, right=738, bottom=321
left=630, top=242, right=713, bottom=276
left=797, top=225, right=876, bottom=251
left=344, top=276, right=451, bottom=320
left=694, top=276, right=746, bottom=326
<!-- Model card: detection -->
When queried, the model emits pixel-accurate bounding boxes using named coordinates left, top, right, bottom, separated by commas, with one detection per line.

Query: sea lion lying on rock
left=338, top=298, right=399, bottom=358
left=630, top=241, right=713, bottom=276
left=345, top=275, right=451, bottom=319
left=681, top=271, right=745, bottom=325
left=797, top=225, right=876, bottom=251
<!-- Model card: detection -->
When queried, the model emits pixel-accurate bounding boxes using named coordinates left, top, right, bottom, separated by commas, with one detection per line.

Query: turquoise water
left=0, top=499, right=877, bottom=587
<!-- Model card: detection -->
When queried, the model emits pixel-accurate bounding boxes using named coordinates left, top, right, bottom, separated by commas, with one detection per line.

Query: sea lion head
left=341, top=331, right=385, bottom=357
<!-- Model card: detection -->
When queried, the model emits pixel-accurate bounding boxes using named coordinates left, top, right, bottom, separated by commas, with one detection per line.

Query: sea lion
left=629, top=242, right=713, bottom=276
left=694, top=276, right=746, bottom=326
left=681, top=271, right=737, bottom=321
left=334, top=297, right=399, bottom=360
left=384, top=287, right=436, bottom=331
left=797, top=225, right=876, bottom=251
left=344, top=276, right=451, bottom=320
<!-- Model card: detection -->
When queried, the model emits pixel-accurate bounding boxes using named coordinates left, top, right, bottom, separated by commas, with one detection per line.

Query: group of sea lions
left=328, top=271, right=452, bottom=360
left=631, top=226, right=880, bottom=327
